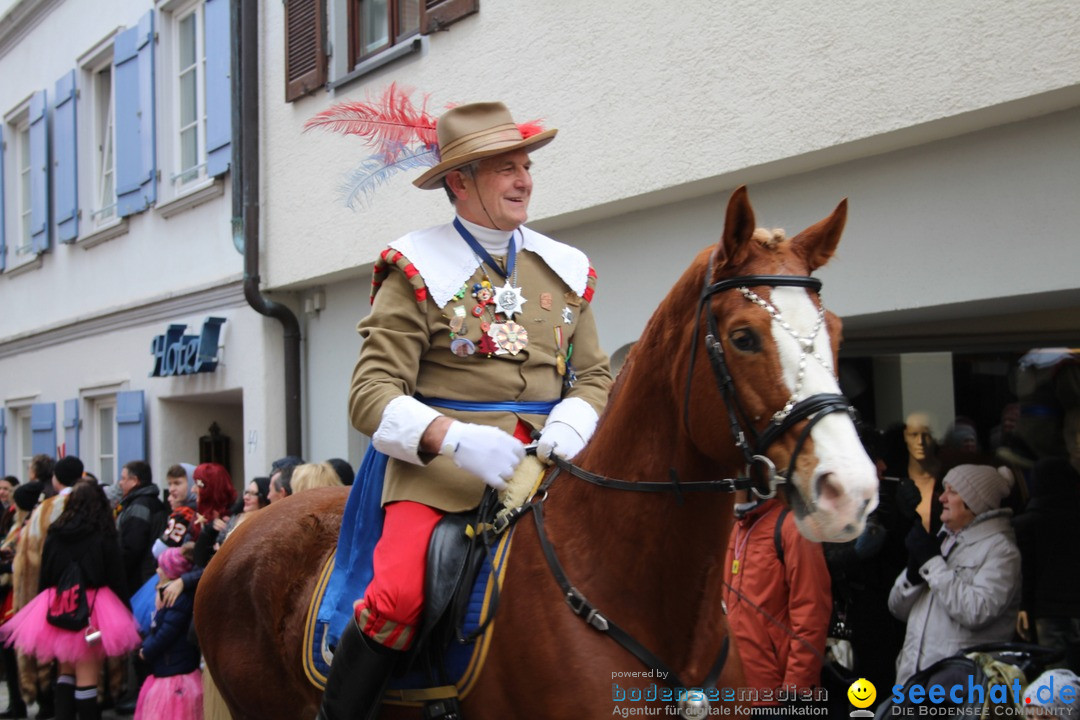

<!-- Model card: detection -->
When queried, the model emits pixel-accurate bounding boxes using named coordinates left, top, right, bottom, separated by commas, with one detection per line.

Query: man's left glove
left=904, top=523, right=942, bottom=584
left=536, top=421, right=586, bottom=461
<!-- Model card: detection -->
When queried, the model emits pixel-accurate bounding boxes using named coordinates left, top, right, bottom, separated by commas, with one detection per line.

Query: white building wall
left=261, top=0, right=1080, bottom=290
left=0, top=0, right=283, bottom=486
left=259, top=0, right=1080, bottom=461
left=0, top=0, right=240, bottom=340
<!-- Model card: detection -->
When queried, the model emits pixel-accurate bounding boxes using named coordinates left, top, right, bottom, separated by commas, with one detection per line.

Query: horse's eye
left=729, top=328, right=761, bottom=353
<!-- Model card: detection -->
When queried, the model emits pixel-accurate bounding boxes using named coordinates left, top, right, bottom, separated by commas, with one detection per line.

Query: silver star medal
left=561, top=306, right=574, bottom=324
left=493, top=282, right=527, bottom=320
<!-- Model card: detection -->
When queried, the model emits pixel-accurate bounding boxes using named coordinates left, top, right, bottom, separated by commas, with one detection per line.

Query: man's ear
left=446, top=169, right=472, bottom=201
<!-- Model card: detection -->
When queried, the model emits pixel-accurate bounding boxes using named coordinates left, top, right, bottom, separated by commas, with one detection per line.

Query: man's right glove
left=439, top=422, right=525, bottom=491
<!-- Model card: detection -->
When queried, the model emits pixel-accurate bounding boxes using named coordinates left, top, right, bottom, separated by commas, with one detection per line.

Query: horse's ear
left=793, top=198, right=847, bottom=271
left=715, top=186, right=756, bottom=276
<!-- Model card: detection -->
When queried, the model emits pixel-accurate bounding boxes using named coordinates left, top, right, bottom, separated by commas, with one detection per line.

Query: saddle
left=303, top=455, right=547, bottom=715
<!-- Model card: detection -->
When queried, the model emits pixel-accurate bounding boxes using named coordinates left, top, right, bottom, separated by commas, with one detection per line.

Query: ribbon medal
left=489, top=321, right=528, bottom=355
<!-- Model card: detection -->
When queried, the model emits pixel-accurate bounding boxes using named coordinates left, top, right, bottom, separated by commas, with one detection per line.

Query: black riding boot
left=317, top=620, right=400, bottom=720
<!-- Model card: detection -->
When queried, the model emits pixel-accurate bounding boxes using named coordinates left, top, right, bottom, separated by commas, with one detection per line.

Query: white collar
left=388, top=221, right=590, bottom=308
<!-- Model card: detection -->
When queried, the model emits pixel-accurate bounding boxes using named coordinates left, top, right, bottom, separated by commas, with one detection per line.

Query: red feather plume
left=303, top=83, right=439, bottom=161
left=306, top=85, right=552, bottom=208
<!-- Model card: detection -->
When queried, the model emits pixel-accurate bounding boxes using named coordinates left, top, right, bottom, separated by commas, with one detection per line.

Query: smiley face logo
left=847, top=677, right=876, bottom=709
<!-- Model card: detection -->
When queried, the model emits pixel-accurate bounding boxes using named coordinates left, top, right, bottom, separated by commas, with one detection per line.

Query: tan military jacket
left=350, top=223, right=612, bottom=513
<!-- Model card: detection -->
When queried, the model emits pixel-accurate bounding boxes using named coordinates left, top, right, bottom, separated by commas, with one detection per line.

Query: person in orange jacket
left=723, top=492, right=832, bottom=711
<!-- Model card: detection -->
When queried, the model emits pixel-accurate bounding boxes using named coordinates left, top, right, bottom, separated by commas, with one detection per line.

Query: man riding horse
left=319, top=101, right=613, bottom=719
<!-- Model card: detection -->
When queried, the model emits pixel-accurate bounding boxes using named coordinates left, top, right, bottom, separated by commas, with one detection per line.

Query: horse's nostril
left=815, top=473, right=842, bottom=504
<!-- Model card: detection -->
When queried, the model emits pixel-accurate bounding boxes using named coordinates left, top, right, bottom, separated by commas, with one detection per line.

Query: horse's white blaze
left=769, top=287, right=878, bottom=542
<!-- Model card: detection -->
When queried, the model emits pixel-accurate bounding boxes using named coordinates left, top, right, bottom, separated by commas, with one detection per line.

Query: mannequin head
left=904, top=412, right=936, bottom=463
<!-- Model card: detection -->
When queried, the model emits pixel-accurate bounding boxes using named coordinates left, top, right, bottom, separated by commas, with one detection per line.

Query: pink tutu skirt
left=0, top=586, right=141, bottom=663
left=134, top=669, right=202, bottom=720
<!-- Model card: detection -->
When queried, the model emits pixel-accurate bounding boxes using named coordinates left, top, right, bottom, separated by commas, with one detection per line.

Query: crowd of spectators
left=0, top=451, right=352, bottom=719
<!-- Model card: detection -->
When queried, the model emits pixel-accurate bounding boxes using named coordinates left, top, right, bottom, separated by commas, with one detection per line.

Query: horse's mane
left=606, top=226, right=790, bottom=404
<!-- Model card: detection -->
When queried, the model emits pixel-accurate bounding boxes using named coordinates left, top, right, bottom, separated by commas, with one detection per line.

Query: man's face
left=939, top=484, right=975, bottom=532
left=119, top=467, right=138, bottom=497
left=904, top=414, right=934, bottom=462
left=452, top=149, right=533, bottom=231
left=0, top=480, right=12, bottom=506
left=267, top=472, right=284, bottom=503
left=167, top=475, right=189, bottom=509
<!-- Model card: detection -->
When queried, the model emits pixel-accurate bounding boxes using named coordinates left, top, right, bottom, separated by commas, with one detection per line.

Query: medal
left=477, top=334, right=498, bottom=356
left=449, top=309, right=466, bottom=334
left=450, top=338, right=476, bottom=357
left=489, top=321, right=528, bottom=355
left=557, top=355, right=566, bottom=376
left=561, top=307, right=574, bottom=324
left=540, top=292, right=553, bottom=310
left=494, top=282, right=527, bottom=320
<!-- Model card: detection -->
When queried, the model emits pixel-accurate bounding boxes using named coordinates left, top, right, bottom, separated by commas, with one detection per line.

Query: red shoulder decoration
left=371, top=248, right=429, bottom=306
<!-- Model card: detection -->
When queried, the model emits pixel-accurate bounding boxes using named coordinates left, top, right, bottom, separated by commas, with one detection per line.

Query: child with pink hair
left=134, top=546, right=202, bottom=719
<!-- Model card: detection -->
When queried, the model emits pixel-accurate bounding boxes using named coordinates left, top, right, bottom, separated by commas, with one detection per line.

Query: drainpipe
left=233, top=0, right=303, bottom=456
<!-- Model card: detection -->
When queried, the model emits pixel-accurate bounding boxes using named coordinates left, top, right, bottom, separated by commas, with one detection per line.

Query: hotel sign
left=150, top=317, right=226, bottom=377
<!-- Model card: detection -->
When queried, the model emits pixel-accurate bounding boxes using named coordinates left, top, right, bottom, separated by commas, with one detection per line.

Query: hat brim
left=413, top=128, right=558, bottom=190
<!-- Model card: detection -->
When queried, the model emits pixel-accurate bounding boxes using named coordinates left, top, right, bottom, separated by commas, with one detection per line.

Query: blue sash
left=418, top=395, right=559, bottom=415
left=318, top=397, right=558, bottom=649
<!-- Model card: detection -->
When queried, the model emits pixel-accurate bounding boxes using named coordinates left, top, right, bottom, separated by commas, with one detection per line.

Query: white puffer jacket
left=888, top=509, right=1021, bottom=686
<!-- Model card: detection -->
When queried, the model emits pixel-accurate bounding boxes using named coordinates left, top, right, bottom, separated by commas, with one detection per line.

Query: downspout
left=233, top=0, right=303, bottom=456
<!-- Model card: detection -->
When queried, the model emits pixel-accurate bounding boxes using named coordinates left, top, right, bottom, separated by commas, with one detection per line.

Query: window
left=16, top=409, right=32, bottom=482
left=91, top=63, right=117, bottom=225
left=289, top=0, right=477, bottom=100
left=174, top=2, right=207, bottom=188
left=350, top=0, right=419, bottom=66
left=94, top=399, right=117, bottom=485
left=15, top=120, right=31, bottom=255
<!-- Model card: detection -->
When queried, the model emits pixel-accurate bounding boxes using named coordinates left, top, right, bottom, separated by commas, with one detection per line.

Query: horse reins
left=512, top=259, right=859, bottom=718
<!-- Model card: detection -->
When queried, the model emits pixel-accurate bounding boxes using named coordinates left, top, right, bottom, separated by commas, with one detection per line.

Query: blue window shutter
left=54, top=71, right=79, bottom=243
left=0, top=407, right=6, bottom=475
left=0, top=125, right=6, bottom=272
left=63, top=398, right=80, bottom=459
left=30, top=402, right=57, bottom=457
left=116, top=390, right=147, bottom=472
left=205, top=0, right=232, bottom=177
left=29, top=90, right=50, bottom=254
left=115, top=11, right=156, bottom=217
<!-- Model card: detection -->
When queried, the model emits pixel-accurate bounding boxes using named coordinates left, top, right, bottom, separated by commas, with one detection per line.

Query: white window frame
left=91, top=396, right=118, bottom=485
left=15, top=116, right=32, bottom=255
left=90, top=60, right=117, bottom=226
left=3, top=97, right=40, bottom=272
left=76, top=31, right=130, bottom=248
left=14, top=407, right=33, bottom=483
left=172, top=0, right=207, bottom=190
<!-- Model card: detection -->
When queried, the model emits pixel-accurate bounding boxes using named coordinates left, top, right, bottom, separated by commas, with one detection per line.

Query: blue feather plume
left=339, top=146, right=439, bottom=210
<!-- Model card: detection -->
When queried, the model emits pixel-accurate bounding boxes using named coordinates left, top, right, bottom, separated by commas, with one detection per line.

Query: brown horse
left=195, top=187, right=877, bottom=719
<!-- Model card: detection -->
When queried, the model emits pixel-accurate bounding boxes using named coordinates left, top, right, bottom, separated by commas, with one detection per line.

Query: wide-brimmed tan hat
left=413, top=102, right=557, bottom=190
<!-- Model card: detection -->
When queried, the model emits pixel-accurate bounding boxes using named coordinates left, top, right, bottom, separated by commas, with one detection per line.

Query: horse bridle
left=508, top=255, right=858, bottom=718
left=685, top=249, right=855, bottom=500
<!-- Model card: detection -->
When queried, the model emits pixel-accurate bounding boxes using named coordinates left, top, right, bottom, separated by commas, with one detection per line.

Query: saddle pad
left=302, top=523, right=517, bottom=703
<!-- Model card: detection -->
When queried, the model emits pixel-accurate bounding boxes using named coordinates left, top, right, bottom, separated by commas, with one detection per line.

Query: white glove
left=440, top=422, right=525, bottom=491
left=537, top=421, right=586, bottom=461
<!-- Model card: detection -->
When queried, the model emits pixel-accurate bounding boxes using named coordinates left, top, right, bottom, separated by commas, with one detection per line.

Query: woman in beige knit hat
left=888, top=464, right=1021, bottom=686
